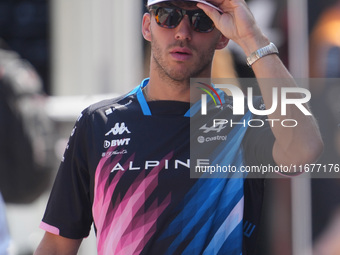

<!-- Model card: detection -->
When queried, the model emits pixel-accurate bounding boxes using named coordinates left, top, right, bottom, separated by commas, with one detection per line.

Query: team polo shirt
left=40, top=78, right=276, bottom=255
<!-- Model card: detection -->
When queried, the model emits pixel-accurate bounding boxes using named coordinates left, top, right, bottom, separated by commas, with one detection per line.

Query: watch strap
left=246, top=42, right=279, bottom=67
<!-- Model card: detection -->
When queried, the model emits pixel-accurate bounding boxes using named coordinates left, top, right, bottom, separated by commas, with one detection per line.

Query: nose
left=174, top=15, right=192, bottom=41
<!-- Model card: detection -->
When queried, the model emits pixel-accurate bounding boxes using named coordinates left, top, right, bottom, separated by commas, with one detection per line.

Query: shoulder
left=81, top=92, right=138, bottom=120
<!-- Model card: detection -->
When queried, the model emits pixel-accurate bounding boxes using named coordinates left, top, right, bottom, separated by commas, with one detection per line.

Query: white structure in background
left=49, top=1, right=143, bottom=253
left=51, top=0, right=144, bottom=96
left=287, top=0, right=313, bottom=255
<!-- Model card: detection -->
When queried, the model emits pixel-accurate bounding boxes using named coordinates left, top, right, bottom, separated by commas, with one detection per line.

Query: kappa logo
left=199, top=123, right=226, bottom=133
left=105, top=122, right=131, bottom=136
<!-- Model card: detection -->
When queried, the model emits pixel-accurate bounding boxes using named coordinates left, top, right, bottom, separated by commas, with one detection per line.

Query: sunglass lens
left=153, top=7, right=214, bottom=33
left=192, top=13, right=214, bottom=32
left=156, top=8, right=182, bottom=28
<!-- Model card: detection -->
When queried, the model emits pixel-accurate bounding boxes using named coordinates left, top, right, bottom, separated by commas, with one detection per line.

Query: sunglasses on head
left=149, top=5, right=215, bottom=33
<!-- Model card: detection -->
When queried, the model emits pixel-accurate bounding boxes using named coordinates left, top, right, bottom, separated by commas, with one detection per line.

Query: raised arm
left=199, top=0, right=323, bottom=166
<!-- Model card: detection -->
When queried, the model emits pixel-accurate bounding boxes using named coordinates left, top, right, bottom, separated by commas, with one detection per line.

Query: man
left=35, top=0, right=323, bottom=254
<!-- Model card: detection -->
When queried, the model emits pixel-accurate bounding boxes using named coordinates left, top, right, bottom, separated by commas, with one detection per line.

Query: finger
left=197, top=1, right=223, bottom=12
left=205, top=0, right=239, bottom=10
left=196, top=3, right=222, bottom=26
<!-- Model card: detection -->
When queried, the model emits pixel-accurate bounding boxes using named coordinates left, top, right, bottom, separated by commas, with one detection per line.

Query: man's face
left=143, top=2, right=228, bottom=82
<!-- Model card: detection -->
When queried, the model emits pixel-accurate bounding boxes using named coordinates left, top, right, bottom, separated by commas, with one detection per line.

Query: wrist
left=237, top=31, right=270, bottom=56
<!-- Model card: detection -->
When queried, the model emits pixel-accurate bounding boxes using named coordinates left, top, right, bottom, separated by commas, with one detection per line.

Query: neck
left=146, top=60, right=212, bottom=103
left=146, top=76, right=190, bottom=102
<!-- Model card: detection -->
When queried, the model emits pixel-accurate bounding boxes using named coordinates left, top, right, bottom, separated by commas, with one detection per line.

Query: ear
left=215, top=34, right=229, bottom=50
left=142, top=13, right=152, bottom=42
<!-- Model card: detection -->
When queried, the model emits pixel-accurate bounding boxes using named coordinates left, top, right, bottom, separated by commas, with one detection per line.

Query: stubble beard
left=150, top=33, right=216, bottom=85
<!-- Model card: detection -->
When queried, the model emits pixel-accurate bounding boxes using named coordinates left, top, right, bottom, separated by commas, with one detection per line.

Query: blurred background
left=0, top=0, right=339, bottom=254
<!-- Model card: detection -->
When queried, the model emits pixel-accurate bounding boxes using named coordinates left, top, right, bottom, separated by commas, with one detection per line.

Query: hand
left=197, top=0, right=269, bottom=54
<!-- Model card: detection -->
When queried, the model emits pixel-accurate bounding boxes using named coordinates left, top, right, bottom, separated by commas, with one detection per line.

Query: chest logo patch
left=105, top=122, right=131, bottom=136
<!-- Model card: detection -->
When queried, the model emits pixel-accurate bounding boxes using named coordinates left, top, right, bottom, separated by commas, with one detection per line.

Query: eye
left=157, top=8, right=182, bottom=28
left=192, top=13, right=214, bottom=32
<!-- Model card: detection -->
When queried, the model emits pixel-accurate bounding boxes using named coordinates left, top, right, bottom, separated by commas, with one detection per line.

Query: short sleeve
left=40, top=110, right=93, bottom=239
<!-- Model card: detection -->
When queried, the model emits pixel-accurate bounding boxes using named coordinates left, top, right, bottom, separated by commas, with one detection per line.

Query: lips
left=170, top=47, right=193, bottom=61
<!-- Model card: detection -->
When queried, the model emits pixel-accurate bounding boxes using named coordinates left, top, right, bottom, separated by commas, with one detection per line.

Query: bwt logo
left=197, top=82, right=312, bottom=116
left=104, top=138, right=131, bottom=149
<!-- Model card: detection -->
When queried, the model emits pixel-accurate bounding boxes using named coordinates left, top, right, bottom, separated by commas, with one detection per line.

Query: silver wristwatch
left=246, top=42, right=279, bottom=67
